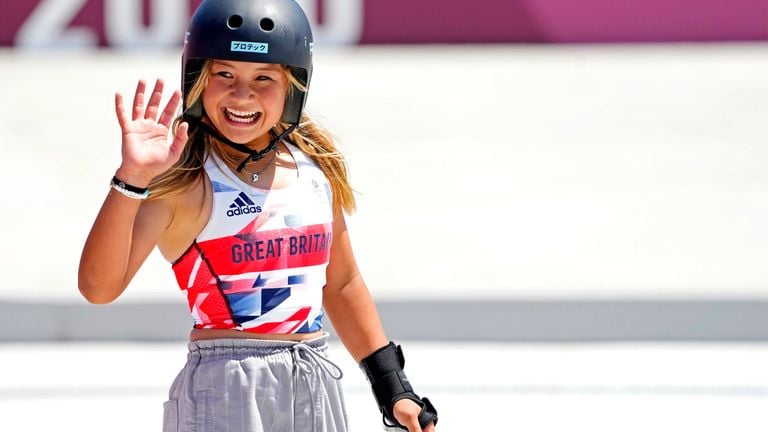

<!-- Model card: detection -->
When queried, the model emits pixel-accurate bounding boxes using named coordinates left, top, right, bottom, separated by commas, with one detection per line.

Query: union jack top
left=171, top=142, right=334, bottom=334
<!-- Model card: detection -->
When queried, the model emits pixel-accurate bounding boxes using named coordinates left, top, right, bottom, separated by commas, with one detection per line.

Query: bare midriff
left=189, top=328, right=324, bottom=342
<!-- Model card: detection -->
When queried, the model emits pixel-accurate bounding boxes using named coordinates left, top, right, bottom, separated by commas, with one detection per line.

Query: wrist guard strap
left=359, top=342, right=438, bottom=430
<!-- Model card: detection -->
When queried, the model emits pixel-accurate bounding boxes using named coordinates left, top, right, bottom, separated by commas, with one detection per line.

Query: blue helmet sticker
left=231, top=41, right=269, bottom=53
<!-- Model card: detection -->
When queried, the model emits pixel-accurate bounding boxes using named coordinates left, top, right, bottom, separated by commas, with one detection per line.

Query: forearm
left=323, top=214, right=438, bottom=430
left=78, top=189, right=144, bottom=303
left=327, top=276, right=440, bottom=431
left=323, top=274, right=388, bottom=362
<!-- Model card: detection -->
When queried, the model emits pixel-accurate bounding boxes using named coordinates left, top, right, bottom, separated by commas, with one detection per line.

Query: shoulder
left=285, top=140, right=308, bottom=160
left=150, top=173, right=212, bottom=261
left=168, top=173, right=210, bottom=229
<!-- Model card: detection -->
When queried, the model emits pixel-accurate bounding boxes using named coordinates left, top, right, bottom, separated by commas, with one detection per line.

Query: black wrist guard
left=359, top=342, right=438, bottom=430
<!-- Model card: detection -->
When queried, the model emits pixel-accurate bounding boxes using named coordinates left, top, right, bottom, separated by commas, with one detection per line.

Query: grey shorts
left=163, top=333, right=349, bottom=432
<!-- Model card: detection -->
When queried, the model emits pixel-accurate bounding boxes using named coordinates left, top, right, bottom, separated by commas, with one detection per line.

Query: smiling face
left=201, top=60, right=288, bottom=148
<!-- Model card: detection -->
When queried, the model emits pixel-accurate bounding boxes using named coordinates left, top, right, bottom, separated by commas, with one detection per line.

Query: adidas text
left=227, top=205, right=262, bottom=217
left=227, top=192, right=262, bottom=217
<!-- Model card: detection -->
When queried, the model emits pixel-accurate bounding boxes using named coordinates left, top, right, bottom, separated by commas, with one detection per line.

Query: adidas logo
left=226, top=192, right=262, bottom=217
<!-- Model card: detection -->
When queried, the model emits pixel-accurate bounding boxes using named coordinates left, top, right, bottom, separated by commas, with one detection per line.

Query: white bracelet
left=111, top=182, right=149, bottom=200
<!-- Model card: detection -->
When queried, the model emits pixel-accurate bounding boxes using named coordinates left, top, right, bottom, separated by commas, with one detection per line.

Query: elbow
left=78, top=275, right=120, bottom=305
left=81, top=293, right=116, bottom=305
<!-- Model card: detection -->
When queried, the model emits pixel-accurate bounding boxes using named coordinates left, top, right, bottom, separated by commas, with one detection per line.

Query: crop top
left=171, top=142, right=334, bottom=334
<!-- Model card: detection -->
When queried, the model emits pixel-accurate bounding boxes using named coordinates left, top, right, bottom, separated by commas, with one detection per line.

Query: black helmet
left=182, top=0, right=313, bottom=125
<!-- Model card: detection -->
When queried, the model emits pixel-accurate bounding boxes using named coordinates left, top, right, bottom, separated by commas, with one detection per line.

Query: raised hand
left=114, top=79, right=189, bottom=186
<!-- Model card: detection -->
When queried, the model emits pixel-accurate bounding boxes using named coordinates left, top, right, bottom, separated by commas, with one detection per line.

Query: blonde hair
left=149, top=60, right=355, bottom=215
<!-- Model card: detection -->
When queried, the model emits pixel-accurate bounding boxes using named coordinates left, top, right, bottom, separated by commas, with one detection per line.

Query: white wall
left=1, top=43, right=767, bottom=305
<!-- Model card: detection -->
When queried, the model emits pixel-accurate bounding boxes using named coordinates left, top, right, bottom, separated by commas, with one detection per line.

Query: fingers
left=169, top=121, right=189, bottom=162
left=158, top=89, right=182, bottom=129
left=115, top=92, right=129, bottom=131
left=121, top=79, right=182, bottom=135
left=403, top=417, right=422, bottom=432
left=393, top=400, right=425, bottom=432
left=144, top=79, right=165, bottom=121
left=132, top=79, right=147, bottom=120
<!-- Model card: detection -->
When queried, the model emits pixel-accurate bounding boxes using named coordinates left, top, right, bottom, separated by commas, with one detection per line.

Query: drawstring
left=290, top=342, right=344, bottom=431
left=186, top=338, right=344, bottom=431
left=292, top=344, right=344, bottom=379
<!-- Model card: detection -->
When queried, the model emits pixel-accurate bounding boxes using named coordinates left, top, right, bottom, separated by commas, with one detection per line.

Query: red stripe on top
left=195, top=223, right=333, bottom=276
left=172, top=244, right=235, bottom=329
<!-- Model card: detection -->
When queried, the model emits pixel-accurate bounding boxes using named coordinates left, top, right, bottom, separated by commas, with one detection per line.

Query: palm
left=122, top=118, right=177, bottom=169
left=115, top=79, right=189, bottom=182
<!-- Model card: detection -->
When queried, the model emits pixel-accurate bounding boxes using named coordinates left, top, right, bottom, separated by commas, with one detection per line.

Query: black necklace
left=243, top=148, right=280, bottom=182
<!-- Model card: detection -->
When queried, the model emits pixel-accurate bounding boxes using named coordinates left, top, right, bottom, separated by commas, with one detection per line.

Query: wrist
left=114, top=167, right=152, bottom=188
left=111, top=175, right=150, bottom=200
left=359, top=341, right=438, bottom=429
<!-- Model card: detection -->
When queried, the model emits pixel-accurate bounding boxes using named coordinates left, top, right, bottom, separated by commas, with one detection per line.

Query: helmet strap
left=184, top=114, right=298, bottom=172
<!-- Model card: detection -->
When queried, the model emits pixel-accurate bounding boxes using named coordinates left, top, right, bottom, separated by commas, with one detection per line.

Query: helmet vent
left=260, top=18, right=275, bottom=31
left=227, top=15, right=243, bottom=29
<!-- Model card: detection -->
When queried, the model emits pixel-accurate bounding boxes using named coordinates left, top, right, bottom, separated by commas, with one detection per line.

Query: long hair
left=148, top=60, right=356, bottom=215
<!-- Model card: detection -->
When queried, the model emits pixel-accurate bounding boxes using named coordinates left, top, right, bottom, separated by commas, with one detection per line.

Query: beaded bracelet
left=111, top=176, right=149, bottom=200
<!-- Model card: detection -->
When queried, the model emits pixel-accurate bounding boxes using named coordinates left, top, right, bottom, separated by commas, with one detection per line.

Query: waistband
left=188, top=332, right=330, bottom=356
left=186, top=333, right=342, bottom=380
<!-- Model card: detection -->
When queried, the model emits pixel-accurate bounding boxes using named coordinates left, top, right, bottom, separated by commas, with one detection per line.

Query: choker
left=183, top=115, right=297, bottom=172
left=243, top=147, right=280, bottom=182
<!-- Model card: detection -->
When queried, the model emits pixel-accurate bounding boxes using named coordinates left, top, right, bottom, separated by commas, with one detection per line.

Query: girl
left=77, top=0, right=437, bottom=431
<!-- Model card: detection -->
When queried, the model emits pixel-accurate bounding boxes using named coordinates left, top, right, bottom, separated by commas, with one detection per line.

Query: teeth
left=227, top=108, right=257, bottom=117
left=225, top=108, right=260, bottom=123
left=228, top=114, right=254, bottom=123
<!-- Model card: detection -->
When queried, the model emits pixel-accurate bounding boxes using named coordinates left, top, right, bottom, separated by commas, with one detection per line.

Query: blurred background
left=1, top=0, right=768, bottom=431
